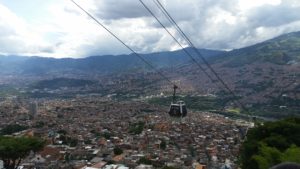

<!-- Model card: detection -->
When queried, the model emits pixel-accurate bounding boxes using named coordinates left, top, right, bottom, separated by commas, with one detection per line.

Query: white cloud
left=0, top=3, right=55, bottom=57
left=238, top=0, right=281, bottom=10
left=0, top=0, right=300, bottom=58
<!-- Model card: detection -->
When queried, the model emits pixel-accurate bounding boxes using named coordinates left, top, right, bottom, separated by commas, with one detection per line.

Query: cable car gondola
left=168, top=85, right=187, bottom=118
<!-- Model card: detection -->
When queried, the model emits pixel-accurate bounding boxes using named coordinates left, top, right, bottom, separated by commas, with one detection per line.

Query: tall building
left=29, top=101, right=38, bottom=118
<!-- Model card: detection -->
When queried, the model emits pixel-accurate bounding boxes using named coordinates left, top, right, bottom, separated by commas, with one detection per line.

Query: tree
left=251, top=143, right=282, bottom=169
left=160, top=139, right=167, bottom=150
left=0, top=124, right=28, bottom=135
left=240, top=117, right=300, bottom=169
left=113, top=147, right=123, bottom=155
left=129, top=121, right=145, bottom=135
left=103, top=132, right=111, bottom=139
left=281, top=145, right=300, bottom=163
left=137, top=157, right=152, bottom=165
left=0, top=136, right=45, bottom=169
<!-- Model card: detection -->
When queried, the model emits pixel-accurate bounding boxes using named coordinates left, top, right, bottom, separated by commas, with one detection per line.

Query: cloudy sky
left=0, top=0, right=300, bottom=58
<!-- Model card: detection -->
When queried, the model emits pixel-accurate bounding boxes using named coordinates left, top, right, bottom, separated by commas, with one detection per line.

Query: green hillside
left=219, top=31, right=300, bottom=67
left=240, top=118, right=300, bottom=169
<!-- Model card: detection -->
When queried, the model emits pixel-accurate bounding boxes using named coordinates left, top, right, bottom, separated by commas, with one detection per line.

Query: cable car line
left=155, top=0, right=251, bottom=114
left=152, top=0, right=187, bottom=45
left=154, top=0, right=241, bottom=102
left=71, top=0, right=187, bottom=119
left=70, top=0, right=176, bottom=88
left=139, top=0, right=217, bottom=87
left=143, top=0, right=250, bottom=114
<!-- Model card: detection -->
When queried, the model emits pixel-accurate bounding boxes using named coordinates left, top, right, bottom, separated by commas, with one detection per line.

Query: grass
left=226, top=108, right=241, bottom=114
left=0, top=85, right=24, bottom=97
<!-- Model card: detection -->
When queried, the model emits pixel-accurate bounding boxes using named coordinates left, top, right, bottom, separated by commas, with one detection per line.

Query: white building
left=0, top=160, right=3, bottom=169
left=103, top=164, right=129, bottom=169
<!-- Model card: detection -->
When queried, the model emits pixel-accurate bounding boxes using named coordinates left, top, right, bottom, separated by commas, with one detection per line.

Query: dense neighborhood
left=0, top=97, right=251, bottom=169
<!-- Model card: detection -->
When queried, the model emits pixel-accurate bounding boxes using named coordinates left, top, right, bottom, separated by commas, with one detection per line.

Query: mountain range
left=0, top=31, right=299, bottom=118
left=215, top=31, right=300, bottom=67
left=1, top=31, right=299, bottom=75
left=0, top=48, right=223, bottom=75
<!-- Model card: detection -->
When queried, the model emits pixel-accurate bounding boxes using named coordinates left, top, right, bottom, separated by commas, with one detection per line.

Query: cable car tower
left=168, top=85, right=187, bottom=118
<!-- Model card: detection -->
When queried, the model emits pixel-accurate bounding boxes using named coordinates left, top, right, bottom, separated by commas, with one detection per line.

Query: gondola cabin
left=168, top=100, right=187, bottom=118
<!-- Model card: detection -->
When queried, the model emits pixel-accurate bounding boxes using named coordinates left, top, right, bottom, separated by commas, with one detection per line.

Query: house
left=103, top=164, right=129, bottom=169
left=31, top=154, right=46, bottom=164
left=0, top=160, right=3, bottom=169
left=81, top=161, right=107, bottom=169
left=135, top=164, right=153, bottom=169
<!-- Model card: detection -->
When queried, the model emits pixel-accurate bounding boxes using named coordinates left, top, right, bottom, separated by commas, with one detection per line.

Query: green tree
left=251, top=143, right=281, bottom=169
left=240, top=117, right=300, bottom=169
left=113, top=147, right=123, bottom=155
left=57, top=129, right=67, bottom=135
left=103, top=132, right=111, bottom=139
left=33, top=121, right=45, bottom=128
left=69, top=138, right=78, bottom=147
left=129, top=121, right=145, bottom=135
left=160, top=139, right=167, bottom=150
left=0, top=136, right=45, bottom=169
left=137, top=157, right=152, bottom=165
left=188, top=145, right=196, bottom=157
left=281, top=145, right=300, bottom=163
left=0, top=124, right=28, bottom=135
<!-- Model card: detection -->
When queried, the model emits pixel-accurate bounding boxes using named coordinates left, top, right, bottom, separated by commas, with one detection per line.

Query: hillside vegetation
left=216, top=31, right=300, bottom=67
left=240, top=118, right=300, bottom=169
left=0, top=31, right=299, bottom=119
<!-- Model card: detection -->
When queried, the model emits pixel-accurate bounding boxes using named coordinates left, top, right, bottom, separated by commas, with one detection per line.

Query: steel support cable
left=140, top=0, right=242, bottom=110
left=153, top=0, right=250, bottom=113
left=70, top=0, right=177, bottom=89
left=139, top=0, right=217, bottom=86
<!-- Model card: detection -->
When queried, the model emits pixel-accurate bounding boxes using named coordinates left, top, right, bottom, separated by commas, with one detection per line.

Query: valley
left=1, top=32, right=299, bottom=119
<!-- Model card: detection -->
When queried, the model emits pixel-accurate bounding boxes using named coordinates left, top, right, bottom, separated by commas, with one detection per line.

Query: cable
left=154, top=0, right=229, bottom=89
left=145, top=0, right=250, bottom=113
left=140, top=0, right=238, bottom=112
left=139, top=0, right=217, bottom=87
left=152, top=0, right=187, bottom=46
left=70, top=0, right=176, bottom=88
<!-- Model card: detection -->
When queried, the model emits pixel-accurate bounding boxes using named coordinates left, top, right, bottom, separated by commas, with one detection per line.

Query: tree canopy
left=0, top=136, right=45, bottom=169
left=113, top=147, right=123, bottom=155
left=0, top=124, right=28, bottom=135
left=240, top=118, right=300, bottom=169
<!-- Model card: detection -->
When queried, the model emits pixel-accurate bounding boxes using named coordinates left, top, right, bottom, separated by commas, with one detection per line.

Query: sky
left=0, top=0, right=300, bottom=58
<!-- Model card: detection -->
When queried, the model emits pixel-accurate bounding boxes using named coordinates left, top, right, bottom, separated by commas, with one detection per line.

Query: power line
left=146, top=0, right=250, bottom=113
left=70, top=0, right=176, bottom=88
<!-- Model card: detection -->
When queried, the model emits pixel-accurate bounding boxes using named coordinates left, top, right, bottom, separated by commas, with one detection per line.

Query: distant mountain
left=214, top=31, right=300, bottom=67
left=31, top=78, right=96, bottom=90
left=0, top=48, right=224, bottom=75
left=175, top=31, right=300, bottom=118
left=0, top=31, right=299, bottom=118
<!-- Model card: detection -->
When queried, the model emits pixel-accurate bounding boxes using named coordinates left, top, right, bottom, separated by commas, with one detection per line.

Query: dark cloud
left=39, top=46, right=55, bottom=53
left=80, top=0, right=300, bottom=54
left=248, top=2, right=300, bottom=27
left=149, top=0, right=300, bottom=50
left=93, top=0, right=155, bottom=20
